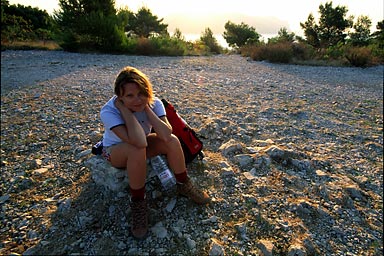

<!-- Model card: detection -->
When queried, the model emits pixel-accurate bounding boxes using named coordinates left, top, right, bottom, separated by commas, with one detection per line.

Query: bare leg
left=146, top=134, right=186, bottom=174
left=147, top=133, right=210, bottom=205
left=107, top=142, right=148, bottom=239
left=109, top=143, right=147, bottom=189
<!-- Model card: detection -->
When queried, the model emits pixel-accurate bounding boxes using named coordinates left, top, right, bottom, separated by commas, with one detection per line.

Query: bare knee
left=166, top=134, right=180, bottom=144
left=110, top=143, right=146, bottom=167
left=162, top=134, right=181, bottom=149
left=165, top=134, right=184, bottom=153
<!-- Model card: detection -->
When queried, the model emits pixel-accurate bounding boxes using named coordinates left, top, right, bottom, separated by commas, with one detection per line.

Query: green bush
left=199, top=28, right=222, bottom=54
left=58, top=32, right=82, bottom=52
left=122, top=37, right=139, bottom=54
left=150, top=37, right=186, bottom=56
left=126, top=36, right=187, bottom=56
left=189, top=41, right=211, bottom=56
left=325, top=42, right=345, bottom=60
left=368, top=43, right=384, bottom=64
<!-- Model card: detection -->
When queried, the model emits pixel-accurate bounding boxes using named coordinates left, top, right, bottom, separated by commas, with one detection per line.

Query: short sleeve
left=152, top=98, right=166, bottom=117
left=100, top=97, right=125, bottom=130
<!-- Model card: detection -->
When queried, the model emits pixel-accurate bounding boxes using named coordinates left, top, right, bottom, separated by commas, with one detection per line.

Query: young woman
left=100, top=66, right=210, bottom=239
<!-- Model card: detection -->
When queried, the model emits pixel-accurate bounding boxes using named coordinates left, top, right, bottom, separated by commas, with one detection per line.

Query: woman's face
left=119, top=82, right=148, bottom=112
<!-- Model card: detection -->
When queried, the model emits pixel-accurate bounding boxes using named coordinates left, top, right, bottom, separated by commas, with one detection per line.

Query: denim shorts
left=102, top=146, right=112, bottom=162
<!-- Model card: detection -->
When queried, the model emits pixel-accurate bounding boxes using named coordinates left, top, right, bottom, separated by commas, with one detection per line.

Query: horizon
left=8, top=0, right=384, bottom=44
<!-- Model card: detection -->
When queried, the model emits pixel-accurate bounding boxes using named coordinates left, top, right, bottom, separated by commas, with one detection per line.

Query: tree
left=268, top=27, right=295, bottom=44
left=372, top=20, right=384, bottom=40
left=55, top=0, right=116, bottom=30
left=317, top=1, right=353, bottom=47
left=199, top=27, right=221, bottom=54
left=5, top=3, right=53, bottom=31
left=349, top=15, right=372, bottom=46
left=1, top=0, right=7, bottom=24
left=1, top=0, right=54, bottom=41
left=172, top=28, right=185, bottom=41
left=223, top=21, right=260, bottom=48
left=54, top=0, right=124, bottom=51
left=277, top=27, right=295, bottom=42
left=124, top=7, right=168, bottom=38
left=81, top=0, right=116, bottom=15
left=371, top=20, right=384, bottom=51
left=300, top=13, right=320, bottom=47
left=116, top=7, right=135, bottom=32
left=1, top=13, right=32, bottom=41
left=54, top=0, right=82, bottom=31
left=300, top=1, right=353, bottom=48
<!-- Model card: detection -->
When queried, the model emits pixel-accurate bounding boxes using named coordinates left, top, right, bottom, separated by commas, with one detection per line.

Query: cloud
left=164, top=13, right=290, bottom=35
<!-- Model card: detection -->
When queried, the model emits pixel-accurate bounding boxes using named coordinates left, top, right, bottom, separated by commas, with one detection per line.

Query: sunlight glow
left=8, top=0, right=384, bottom=37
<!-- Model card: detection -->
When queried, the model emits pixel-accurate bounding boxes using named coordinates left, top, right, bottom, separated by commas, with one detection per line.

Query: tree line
left=1, top=0, right=383, bottom=66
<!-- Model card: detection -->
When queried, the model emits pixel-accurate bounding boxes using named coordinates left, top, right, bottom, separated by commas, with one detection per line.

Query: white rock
left=151, top=222, right=168, bottom=239
left=165, top=198, right=177, bottom=213
left=186, top=237, right=196, bottom=249
left=84, top=156, right=156, bottom=192
left=219, top=139, right=243, bottom=157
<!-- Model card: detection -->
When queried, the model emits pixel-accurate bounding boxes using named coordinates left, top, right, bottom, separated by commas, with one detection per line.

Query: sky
left=8, top=0, right=384, bottom=40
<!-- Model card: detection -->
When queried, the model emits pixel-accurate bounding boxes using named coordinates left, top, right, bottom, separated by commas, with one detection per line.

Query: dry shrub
left=249, top=45, right=268, bottom=61
left=239, top=44, right=254, bottom=57
left=247, top=43, right=294, bottom=63
left=1, top=40, right=61, bottom=51
left=345, top=47, right=374, bottom=67
left=265, top=43, right=293, bottom=63
left=135, top=37, right=155, bottom=55
left=292, top=42, right=314, bottom=60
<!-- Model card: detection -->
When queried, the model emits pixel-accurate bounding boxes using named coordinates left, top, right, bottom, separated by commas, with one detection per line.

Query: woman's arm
left=145, top=105, right=172, bottom=141
left=113, top=99, right=147, bottom=148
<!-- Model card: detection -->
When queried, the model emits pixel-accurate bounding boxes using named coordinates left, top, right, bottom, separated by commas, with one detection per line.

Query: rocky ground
left=1, top=50, right=383, bottom=255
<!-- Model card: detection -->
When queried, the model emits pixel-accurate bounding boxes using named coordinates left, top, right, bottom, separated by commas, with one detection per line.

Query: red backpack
left=161, top=99, right=204, bottom=164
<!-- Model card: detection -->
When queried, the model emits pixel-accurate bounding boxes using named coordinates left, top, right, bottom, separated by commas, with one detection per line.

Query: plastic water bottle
left=150, top=155, right=176, bottom=191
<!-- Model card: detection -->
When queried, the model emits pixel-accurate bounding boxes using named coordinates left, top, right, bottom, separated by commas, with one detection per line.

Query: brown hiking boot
left=177, top=177, right=211, bottom=205
left=130, top=198, right=148, bottom=239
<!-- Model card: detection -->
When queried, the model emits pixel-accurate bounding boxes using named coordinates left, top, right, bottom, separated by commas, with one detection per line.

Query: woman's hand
left=114, top=98, right=126, bottom=111
left=113, top=97, right=147, bottom=148
left=145, top=104, right=172, bottom=141
left=144, top=104, right=152, bottom=113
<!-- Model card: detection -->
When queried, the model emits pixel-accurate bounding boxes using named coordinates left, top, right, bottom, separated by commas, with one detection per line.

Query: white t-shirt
left=100, top=96, right=166, bottom=147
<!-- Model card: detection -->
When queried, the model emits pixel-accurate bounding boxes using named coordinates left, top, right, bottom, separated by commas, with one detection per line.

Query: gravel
left=1, top=50, right=383, bottom=255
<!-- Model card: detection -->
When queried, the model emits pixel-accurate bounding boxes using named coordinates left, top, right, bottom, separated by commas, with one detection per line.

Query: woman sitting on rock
left=99, top=66, right=210, bottom=239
